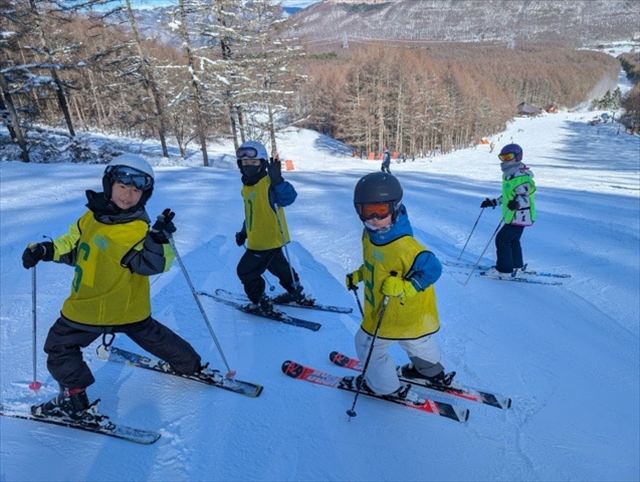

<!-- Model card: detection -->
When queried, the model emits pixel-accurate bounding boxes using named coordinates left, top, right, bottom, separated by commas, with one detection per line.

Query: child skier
left=480, top=143, right=536, bottom=277
left=345, top=172, right=451, bottom=397
left=21, top=154, right=203, bottom=421
left=234, top=140, right=312, bottom=314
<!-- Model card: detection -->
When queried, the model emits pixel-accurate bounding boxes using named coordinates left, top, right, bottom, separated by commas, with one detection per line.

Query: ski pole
left=458, top=208, right=484, bottom=259
left=346, top=271, right=396, bottom=418
left=274, top=202, right=299, bottom=291
left=348, top=282, right=364, bottom=318
left=29, top=266, right=42, bottom=392
left=167, top=235, right=236, bottom=379
left=347, top=295, right=390, bottom=419
left=464, top=220, right=503, bottom=286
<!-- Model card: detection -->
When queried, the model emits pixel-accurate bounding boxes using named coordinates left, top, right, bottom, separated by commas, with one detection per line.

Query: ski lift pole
left=167, top=235, right=236, bottom=379
left=29, top=266, right=42, bottom=392
left=464, top=220, right=504, bottom=286
left=458, top=208, right=484, bottom=259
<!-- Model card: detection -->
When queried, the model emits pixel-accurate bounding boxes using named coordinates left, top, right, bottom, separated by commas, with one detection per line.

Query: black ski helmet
left=353, top=172, right=403, bottom=220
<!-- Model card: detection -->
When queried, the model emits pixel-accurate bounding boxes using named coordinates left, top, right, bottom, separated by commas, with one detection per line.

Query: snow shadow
left=556, top=121, right=640, bottom=177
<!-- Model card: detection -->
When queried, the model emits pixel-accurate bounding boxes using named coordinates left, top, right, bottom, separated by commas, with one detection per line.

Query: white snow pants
left=354, top=328, right=441, bottom=395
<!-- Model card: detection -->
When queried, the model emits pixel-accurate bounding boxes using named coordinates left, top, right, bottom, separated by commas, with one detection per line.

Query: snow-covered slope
left=1, top=114, right=639, bottom=480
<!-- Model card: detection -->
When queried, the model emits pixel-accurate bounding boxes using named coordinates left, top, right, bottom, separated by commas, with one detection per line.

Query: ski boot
left=273, top=285, right=315, bottom=306
left=31, top=387, right=90, bottom=420
left=354, top=375, right=411, bottom=400
left=398, top=364, right=456, bottom=387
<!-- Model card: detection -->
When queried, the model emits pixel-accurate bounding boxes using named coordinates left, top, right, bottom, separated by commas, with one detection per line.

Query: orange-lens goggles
left=499, top=152, right=516, bottom=162
left=357, top=202, right=393, bottom=221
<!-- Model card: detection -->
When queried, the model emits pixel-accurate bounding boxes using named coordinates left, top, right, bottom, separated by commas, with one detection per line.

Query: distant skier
left=381, top=148, right=391, bottom=173
left=480, top=143, right=536, bottom=278
left=21, top=155, right=203, bottom=421
left=234, top=140, right=312, bottom=314
left=345, top=172, right=452, bottom=398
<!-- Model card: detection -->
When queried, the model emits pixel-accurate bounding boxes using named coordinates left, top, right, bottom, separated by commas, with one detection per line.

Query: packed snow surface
left=1, top=109, right=639, bottom=480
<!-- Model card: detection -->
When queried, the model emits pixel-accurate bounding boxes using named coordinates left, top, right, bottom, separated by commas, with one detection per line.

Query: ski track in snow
left=1, top=100, right=639, bottom=478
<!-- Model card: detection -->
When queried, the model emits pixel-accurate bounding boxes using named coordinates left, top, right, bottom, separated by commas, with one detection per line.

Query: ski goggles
left=106, top=165, right=153, bottom=191
left=498, top=152, right=517, bottom=162
left=355, top=202, right=394, bottom=221
left=236, top=146, right=264, bottom=160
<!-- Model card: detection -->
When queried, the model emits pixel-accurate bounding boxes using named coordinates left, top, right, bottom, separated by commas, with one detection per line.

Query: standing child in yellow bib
left=346, top=172, right=453, bottom=397
left=22, top=154, right=203, bottom=421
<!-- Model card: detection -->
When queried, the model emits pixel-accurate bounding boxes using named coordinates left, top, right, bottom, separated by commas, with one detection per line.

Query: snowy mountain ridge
left=293, top=0, right=640, bottom=46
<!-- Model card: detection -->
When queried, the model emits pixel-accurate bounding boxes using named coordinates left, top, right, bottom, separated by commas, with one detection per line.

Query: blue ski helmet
left=498, top=143, right=523, bottom=162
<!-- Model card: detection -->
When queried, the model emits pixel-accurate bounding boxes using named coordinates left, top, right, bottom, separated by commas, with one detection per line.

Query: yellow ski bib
left=58, top=211, right=151, bottom=326
left=360, top=233, right=440, bottom=340
left=242, top=176, right=290, bottom=250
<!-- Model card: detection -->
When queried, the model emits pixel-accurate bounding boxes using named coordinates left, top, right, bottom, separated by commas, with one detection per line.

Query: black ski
left=0, top=403, right=160, bottom=445
left=197, top=289, right=321, bottom=331
left=281, top=360, right=469, bottom=423
left=444, top=260, right=571, bottom=279
left=329, top=351, right=511, bottom=410
left=210, top=289, right=352, bottom=314
left=478, top=271, right=562, bottom=286
left=102, top=346, right=263, bottom=398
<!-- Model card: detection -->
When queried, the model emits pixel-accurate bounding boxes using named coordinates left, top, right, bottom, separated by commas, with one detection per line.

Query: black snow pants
left=236, top=247, right=299, bottom=303
left=495, top=223, right=525, bottom=273
left=44, top=316, right=202, bottom=390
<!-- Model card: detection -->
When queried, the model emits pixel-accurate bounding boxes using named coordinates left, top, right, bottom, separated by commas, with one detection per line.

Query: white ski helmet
left=102, top=154, right=155, bottom=207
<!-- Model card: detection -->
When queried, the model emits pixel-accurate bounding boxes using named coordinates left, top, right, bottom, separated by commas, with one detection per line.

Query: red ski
left=330, top=351, right=511, bottom=410
left=281, top=360, right=469, bottom=423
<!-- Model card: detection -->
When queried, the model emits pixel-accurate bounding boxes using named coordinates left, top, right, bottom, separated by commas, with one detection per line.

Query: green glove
left=381, top=276, right=418, bottom=299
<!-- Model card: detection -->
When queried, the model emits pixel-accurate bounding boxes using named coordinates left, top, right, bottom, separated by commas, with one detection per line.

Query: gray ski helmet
left=353, top=172, right=403, bottom=220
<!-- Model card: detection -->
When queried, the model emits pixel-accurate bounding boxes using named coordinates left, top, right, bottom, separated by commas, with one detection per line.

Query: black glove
left=150, top=208, right=176, bottom=244
left=480, top=198, right=497, bottom=209
left=235, top=230, right=247, bottom=246
left=22, top=242, right=53, bottom=269
left=268, top=155, right=284, bottom=185
left=507, top=199, right=519, bottom=210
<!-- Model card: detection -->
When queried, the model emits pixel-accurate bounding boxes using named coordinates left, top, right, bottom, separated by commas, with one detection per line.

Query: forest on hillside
left=0, top=0, right=626, bottom=164
left=298, top=44, right=621, bottom=156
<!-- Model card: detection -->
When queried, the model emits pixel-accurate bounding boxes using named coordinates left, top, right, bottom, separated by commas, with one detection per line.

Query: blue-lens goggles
left=107, top=166, right=153, bottom=190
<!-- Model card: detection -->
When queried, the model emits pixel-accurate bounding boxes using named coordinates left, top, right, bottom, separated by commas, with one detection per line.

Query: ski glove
left=507, top=199, right=519, bottom=210
left=150, top=208, right=176, bottom=244
left=235, top=230, right=247, bottom=246
left=22, top=242, right=53, bottom=269
left=345, top=267, right=364, bottom=290
left=480, top=198, right=498, bottom=209
left=381, top=276, right=418, bottom=300
left=268, top=155, right=284, bottom=185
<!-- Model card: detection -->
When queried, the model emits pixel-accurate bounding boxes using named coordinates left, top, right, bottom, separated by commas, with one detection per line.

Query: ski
left=329, top=351, right=511, bottom=410
left=206, top=289, right=352, bottom=314
left=444, top=260, right=570, bottom=279
left=197, top=289, right=321, bottom=332
left=478, top=271, right=562, bottom=286
left=281, top=360, right=469, bottom=423
left=0, top=403, right=160, bottom=445
left=103, top=346, right=263, bottom=398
